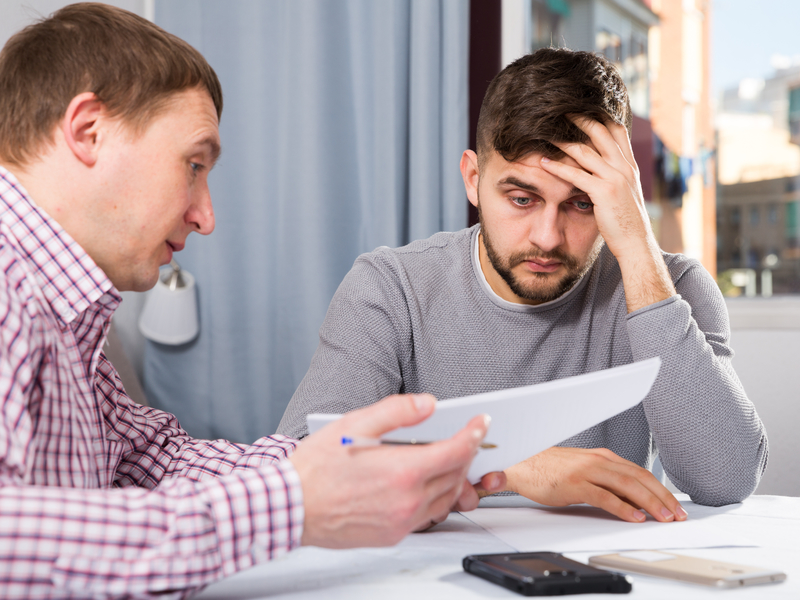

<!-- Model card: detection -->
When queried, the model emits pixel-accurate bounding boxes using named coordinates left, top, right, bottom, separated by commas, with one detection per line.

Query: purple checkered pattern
left=0, top=167, right=304, bottom=599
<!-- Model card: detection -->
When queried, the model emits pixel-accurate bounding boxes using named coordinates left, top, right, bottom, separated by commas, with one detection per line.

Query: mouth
left=523, top=259, right=562, bottom=274
left=166, top=240, right=185, bottom=253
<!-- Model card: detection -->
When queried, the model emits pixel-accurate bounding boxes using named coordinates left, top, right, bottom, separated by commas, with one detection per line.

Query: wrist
left=615, top=243, right=676, bottom=313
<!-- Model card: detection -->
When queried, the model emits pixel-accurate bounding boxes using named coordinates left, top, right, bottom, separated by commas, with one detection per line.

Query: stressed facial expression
left=94, top=87, right=219, bottom=291
left=462, top=149, right=603, bottom=305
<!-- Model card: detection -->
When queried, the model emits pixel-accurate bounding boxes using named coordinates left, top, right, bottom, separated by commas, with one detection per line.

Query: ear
left=61, top=92, right=105, bottom=167
left=460, top=149, right=480, bottom=208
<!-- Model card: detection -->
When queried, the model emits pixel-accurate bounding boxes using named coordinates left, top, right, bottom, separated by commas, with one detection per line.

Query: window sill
left=725, top=297, right=800, bottom=330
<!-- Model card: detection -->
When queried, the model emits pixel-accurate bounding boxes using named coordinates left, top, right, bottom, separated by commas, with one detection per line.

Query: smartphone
left=588, top=551, right=786, bottom=588
left=463, top=551, right=632, bottom=596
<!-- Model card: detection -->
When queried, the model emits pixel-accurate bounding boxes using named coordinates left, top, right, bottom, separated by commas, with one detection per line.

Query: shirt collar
left=0, top=166, right=119, bottom=324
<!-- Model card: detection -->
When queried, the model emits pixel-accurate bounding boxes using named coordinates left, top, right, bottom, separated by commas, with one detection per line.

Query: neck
left=2, top=156, right=114, bottom=280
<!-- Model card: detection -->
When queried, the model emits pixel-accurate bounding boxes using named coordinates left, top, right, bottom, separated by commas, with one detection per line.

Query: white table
left=196, top=495, right=798, bottom=599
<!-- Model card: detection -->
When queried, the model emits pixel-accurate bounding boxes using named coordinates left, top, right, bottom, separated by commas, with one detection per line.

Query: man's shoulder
left=366, top=227, right=472, bottom=260
left=0, top=228, right=33, bottom=300
left=0, top=230, right=40, bottom=340
left=334, top=228, right=476, bottom=307
left=594, top=246, right=706, bottom=284
left=353, top=227, right=474, bottom=275
left=660, top=251, right=710, bottom=284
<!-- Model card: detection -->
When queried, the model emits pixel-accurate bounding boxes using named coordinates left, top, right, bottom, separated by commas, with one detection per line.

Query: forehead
left=480, top=150, right=583, bottom=194
left=132, top=88, right=220, bottom=154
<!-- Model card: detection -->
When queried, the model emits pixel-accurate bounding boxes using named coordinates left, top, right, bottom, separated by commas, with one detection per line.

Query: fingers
left=578, top=453, right=687, bottom=523
left=407, top=413, right=490, bottom=481
left=568, top=115, right=637, bottom=170
left=582, top=484, right=650, bottom=523
left=584, top=449, right=687, bottom=522
left=454, top=470, right=507, bottom=511
left=590, top=467, right=677, bottom=523
left=475, top=471, right=507, bottom=496
left=540, top=156, right=607, bottom=195
left=621, top=468, right=688, bottom=521
left=339, top=393, right=436, bottom=437
left=419, top=469, right=508, bottom=530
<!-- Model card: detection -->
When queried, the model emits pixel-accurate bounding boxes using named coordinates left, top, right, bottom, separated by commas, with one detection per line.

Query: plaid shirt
left=0, top=166, right=304, bottom=599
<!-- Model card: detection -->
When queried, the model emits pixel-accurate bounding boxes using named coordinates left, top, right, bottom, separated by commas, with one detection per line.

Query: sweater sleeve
left=626, top=258, right=768, bottom=506
left=277, top=252, right=413, bottom=438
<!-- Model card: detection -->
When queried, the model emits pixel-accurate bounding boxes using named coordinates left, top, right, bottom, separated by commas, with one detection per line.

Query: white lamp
left=138, top=259, right=200, bottom=345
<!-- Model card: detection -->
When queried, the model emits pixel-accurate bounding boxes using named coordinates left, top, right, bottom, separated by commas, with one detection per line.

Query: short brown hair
left=0, top=2, right=223, bottom=167
left=476, top=47, right=631, bottom=165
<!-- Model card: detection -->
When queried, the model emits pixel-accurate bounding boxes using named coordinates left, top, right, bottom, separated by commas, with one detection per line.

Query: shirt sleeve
left=0, top=462, right=303, bottom=598
left=1, top=288, right=304, bottom=598
left=626, top=257, right=768, bottom=506
left=95, top=352, right=300, bottom=488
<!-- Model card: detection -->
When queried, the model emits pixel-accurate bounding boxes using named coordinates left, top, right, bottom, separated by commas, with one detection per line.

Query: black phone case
left=463, top=551, right=632, bottom=596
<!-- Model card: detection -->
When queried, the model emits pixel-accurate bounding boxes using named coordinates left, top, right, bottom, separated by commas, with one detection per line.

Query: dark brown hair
left=476, top=47, right=631, bottom=165
left=0, top=2, right=223, bottom=167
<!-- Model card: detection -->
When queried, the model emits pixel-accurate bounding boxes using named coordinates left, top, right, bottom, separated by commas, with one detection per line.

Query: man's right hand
left=504, top=446, right=688, bottom=523
left=289, top=394, right=493, bottom=548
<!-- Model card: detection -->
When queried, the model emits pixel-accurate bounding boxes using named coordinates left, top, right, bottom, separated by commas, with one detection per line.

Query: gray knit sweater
left=278, top=226, right=768, bottom=506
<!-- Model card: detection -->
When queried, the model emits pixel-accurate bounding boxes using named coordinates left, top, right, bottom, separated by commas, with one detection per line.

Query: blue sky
left=713, top=0, right=800, bottom=95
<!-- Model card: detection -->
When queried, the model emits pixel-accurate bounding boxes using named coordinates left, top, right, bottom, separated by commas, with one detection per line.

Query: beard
left=479, top=207, right=602, bottom=304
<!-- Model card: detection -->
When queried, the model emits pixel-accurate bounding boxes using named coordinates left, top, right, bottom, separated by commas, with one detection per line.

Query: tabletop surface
left=195, top=494, right=799, bottom=600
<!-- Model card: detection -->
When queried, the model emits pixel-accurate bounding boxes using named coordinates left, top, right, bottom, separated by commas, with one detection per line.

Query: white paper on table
left=460, top=500, right=753, bottom=553
left=307, top=357, right=660, bottom=484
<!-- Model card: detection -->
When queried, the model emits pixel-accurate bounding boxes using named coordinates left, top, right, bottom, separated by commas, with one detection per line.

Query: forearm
left=627, top=296, right=767, bottom=505
left=118, top=433, right=299, bottom=485
left=101, top=365, right=298, bottom=486
left=0, top=461, right=303, bottom=599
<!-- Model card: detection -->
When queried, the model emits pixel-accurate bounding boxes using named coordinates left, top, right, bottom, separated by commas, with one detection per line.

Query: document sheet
left=462, top=495, right=753, bottom=553
left=307, top=357, right=661, bottom=483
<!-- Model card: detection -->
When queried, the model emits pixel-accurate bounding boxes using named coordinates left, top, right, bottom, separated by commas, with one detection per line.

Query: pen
left=341, top=436, right=497, bottom=449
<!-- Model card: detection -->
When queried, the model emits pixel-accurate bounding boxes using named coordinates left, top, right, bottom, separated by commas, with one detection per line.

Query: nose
left=186, top=185, right=215, bottom=235
left=527, top=204, right=564, bottom=253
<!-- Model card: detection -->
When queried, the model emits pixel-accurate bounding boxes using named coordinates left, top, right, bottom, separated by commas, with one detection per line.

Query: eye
left=571, top=199, right=594, bottom=211
left=190, top=162, right=204, bottom=175
left=511, top=196, right=533, bottom=207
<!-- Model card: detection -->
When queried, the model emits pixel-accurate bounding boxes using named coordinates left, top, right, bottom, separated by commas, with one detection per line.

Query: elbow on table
left=688, top=482, right=756, bottom=507
left=672, top=432, right=769, bottom=506
left=683, top=455, right=767, bottom=507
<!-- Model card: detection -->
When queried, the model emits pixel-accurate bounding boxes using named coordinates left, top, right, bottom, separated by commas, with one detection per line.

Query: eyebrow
left=196, top=136, right=222, bottom=166
left=498, top=176, right=585, bottom=197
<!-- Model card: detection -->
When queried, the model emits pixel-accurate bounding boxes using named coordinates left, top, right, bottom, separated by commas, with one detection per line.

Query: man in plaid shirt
left=0, top=4, right=502, bottom=598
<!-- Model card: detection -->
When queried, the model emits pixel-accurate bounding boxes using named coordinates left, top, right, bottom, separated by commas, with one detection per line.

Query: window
left=596, top=30, right=622, bottom=63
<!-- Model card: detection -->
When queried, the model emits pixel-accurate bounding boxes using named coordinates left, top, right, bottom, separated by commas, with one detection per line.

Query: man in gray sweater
left=278, top=48, right=768, bottom=521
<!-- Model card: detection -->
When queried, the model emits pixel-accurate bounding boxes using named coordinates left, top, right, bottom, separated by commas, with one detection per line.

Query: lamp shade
left=138, top=262, right=199, bottom=345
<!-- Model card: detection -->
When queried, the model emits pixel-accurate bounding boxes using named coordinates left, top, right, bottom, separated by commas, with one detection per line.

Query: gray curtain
left=145, top=0, right=469, bottom=442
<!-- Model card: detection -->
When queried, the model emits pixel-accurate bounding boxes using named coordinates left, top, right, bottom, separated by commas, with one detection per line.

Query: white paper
left=307, top=357, right=661, bottom=483
left=461, top=501, right=752, bottom=553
